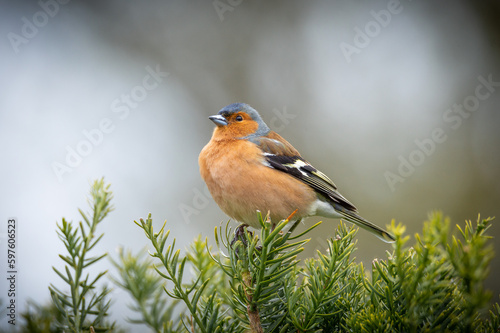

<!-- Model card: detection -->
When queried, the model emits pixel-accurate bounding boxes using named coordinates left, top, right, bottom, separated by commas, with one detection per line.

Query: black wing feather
left=266, top=154, right=357, bottom=212
left=252, top=135, right=395, bottom=243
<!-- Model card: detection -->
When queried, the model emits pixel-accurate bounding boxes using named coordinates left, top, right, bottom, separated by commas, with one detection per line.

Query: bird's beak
left=209, top=115, right=228, bottom=126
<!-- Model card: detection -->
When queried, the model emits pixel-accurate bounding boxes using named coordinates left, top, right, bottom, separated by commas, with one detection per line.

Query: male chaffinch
left=199, top=103, right=395, bottom=243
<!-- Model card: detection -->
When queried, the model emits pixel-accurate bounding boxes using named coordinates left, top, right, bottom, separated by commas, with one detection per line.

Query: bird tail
left=338, top=210, right=395, bottom=243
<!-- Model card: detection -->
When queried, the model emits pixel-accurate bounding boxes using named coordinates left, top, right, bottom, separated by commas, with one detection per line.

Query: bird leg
left=231, top=223, right=251, bottom=248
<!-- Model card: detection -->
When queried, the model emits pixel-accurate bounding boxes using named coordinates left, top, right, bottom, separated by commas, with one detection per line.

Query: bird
left=198, top=103, right=395, bottom=243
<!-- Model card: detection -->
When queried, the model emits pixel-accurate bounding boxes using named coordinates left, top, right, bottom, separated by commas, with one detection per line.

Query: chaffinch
left=199, top=103, right=395, bottom=243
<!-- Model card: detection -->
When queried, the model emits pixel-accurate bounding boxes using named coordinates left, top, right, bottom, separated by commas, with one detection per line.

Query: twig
left=242, top=270, right=263, bottom=333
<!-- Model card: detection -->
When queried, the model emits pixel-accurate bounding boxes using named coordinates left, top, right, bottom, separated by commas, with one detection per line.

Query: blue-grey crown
left=218, top=103, right=270, bottom=138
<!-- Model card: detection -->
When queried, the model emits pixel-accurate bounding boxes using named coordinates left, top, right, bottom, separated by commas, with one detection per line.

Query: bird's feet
left=230, top=223, right=251, bottom=248
left=230, top=224, right=263, bottom=259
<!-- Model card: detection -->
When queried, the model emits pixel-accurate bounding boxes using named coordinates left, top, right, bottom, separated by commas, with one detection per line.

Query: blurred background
left=1, top=0, right=499, bottom=330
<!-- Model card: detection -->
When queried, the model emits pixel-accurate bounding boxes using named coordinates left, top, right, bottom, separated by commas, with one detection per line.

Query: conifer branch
left=26, top=180, right=499, bottom=333
left=49, top=178, right=114, bottom=332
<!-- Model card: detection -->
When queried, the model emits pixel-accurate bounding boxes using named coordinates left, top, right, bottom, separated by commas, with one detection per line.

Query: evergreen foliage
left=15, top=179, right=498, bottom=333
left=132, top=211, right=498, bottom=333
left=48, top=179, right=115, bottom=332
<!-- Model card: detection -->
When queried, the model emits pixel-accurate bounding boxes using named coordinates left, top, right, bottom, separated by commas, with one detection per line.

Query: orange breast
left=199, top=139, right=316, bottom=228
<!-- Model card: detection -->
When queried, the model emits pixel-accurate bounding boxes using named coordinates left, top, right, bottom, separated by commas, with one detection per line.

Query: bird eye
left=235, top=115, right=243, bottom=121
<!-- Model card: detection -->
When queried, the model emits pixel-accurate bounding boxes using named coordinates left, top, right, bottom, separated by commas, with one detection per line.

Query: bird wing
left=249, top=132, right=395, bottom=243
left=250, top=133, right=357, bottom=212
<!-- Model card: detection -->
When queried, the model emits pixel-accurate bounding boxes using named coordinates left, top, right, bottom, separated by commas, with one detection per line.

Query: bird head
left=208, top=103, right=270, bottom=140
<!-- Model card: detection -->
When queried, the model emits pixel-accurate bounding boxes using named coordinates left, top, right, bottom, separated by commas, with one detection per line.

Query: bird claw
left=230, top=223, right=251, bottom=248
